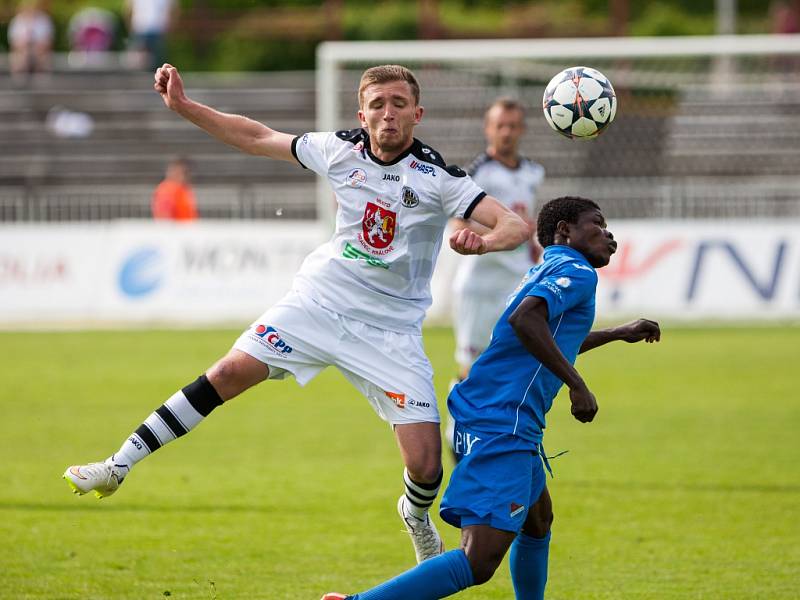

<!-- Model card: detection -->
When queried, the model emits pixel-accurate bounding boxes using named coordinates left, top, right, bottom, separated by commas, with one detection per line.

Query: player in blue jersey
left=321, top=196, right=660, bottom=600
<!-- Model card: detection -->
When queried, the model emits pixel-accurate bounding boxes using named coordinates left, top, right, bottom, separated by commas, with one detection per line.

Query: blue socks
left=347, top=532, right=549, bottom=599
left=509, top=531, right=551, bottom=600
left=350, top=549, right=474, bottom=600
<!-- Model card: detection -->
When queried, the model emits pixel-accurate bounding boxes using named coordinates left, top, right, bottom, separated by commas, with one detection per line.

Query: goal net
left=316, top=35, right=800, bottom=223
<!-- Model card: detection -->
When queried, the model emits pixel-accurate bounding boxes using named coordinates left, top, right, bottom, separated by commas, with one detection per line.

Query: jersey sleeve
left=526, top=261, right=597, bottom=320
left=291, top=131, right=336, bottom=176
left=440, top=167, right=487, bottom=219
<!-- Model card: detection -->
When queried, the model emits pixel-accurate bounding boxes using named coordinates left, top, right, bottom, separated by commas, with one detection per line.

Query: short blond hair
left=358, top=65, right=420, bottom=108
left=486, top=96, right=526, bottom=119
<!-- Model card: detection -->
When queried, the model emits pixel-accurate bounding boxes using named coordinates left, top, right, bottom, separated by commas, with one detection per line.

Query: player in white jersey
left=63, top=64, right=530, bottom=566
left=452, top=97, right=545, bottom=381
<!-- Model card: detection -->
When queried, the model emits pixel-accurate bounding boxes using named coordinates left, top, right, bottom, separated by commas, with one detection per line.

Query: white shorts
left=233, top=289, right=438, bottom=425
left=452, top=291, right=509, bottom=368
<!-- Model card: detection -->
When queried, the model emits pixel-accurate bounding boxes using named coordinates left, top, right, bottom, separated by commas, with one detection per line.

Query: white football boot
left=63, top=460, right=127, bottom=499
left=397, top=495, right=445, bottom=563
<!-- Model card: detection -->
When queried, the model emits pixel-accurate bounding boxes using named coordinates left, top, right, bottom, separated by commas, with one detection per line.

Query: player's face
left=358, top=81, right=423, bottom=158
left=485, top=107, right=525, bottom=157
left=565, top=208, right=617, bottom=268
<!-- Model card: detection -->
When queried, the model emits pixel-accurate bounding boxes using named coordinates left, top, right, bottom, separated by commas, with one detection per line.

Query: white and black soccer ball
left=542, top=66, right=617, bottom=139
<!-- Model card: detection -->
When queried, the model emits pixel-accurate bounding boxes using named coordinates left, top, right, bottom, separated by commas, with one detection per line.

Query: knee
left=205, top=352, right=267, bottom=401
left=406, top=459, right=442, bottom=484
left=523, top=508, right=554, bottom=539
left=465, top=549, right=503, bottom=586
left=206, top=358, right=239, bottom=390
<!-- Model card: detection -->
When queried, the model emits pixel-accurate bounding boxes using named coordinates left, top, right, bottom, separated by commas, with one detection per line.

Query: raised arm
left=508, top=296, right=598, bottom=423
left=449, top=195, right=531, bottom=255
left=154, top=64, right=296, bottom=162
left=578, top=319, right=661, bottom=354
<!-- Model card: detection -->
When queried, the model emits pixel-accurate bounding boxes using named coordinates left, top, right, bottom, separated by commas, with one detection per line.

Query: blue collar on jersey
left=543, top=244, right=593, bottom=266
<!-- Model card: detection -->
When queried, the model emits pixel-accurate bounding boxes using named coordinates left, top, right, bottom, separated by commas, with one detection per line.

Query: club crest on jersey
left=401, top=186, right=420, bottom=208
left=360, top=201, right=396, bottom=250
left=346, top=168, right=367, bottom=188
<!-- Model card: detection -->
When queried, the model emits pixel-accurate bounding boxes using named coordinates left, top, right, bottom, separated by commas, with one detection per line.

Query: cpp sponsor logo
left=118, top=247, right=163, bottom=298
left=409, top=160, right=436, bottom=176
left=253, top=324, right=293, bottom=353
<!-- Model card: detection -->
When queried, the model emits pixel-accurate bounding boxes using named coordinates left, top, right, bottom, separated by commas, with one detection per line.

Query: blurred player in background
left=452, top=97, right=544, bottom=382
left=322, top=196, right=661, bottom=600
left=447, top=97, right=544, bottom=459
left=64, top=63, right=530, bottom=566
left=152, top=157, right=198, bottom=221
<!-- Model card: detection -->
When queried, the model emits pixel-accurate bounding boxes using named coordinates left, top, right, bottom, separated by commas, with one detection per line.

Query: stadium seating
left=1, top=65, right=798, bottom=221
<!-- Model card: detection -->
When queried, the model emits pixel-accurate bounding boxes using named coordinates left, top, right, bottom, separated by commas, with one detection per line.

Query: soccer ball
left=542, top=66, right=617, bottom=139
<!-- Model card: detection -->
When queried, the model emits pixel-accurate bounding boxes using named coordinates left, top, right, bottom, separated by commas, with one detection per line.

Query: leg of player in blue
left=509, top=487, right=553, bottom=600
left=509, top=531, right=551, bottom=599
left=348, top=549, right=473, bottom=600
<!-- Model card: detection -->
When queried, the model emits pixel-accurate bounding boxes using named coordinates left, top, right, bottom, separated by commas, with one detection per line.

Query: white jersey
left=454, top=153, right=544, bottom=295
left=292, top=128, right=486, bottom=334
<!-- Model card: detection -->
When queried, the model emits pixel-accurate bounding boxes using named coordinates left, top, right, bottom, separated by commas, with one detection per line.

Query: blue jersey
left=448, top=245, right=598, bottom=445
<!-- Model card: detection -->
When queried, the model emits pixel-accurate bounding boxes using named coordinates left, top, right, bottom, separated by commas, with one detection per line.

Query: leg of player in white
left=62, top=350, right=267, bottom=498
left=64, top=292, right=445, bottom=562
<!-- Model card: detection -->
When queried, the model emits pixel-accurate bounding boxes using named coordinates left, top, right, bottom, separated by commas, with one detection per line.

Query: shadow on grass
left=0, top=501, right=276, bottom=513
left=559, top=479, right=800, bottom=495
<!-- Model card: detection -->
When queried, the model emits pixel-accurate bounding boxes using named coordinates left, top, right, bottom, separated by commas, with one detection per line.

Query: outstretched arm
left=154, top=64, right=296, bottom=162
left=579, top=319, right=661, bottom=354
left=449, top=195, right=531, bottom=255
left=508, top=296, right=598, bottom=423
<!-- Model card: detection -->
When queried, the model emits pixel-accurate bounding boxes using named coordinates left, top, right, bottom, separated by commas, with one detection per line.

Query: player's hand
left=569, top=385, right=598, bottom=423
left=450, top=228, right=488, bottom=255
left=154, top=63, right=186, bottom=110
left=616, top=319, right=661, bottom=344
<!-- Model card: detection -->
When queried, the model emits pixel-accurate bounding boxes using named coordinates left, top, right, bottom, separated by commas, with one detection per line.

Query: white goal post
left=314, top=34, right=800, bottom=224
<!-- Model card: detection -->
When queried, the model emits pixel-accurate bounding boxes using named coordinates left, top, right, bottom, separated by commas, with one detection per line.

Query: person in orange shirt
left=152, top=157, right=198, bottom=220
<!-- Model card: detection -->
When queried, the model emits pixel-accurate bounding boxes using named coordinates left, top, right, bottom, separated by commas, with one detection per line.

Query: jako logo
left=409, top=160, right=436, bottom=176
left=254, top=324, right=293, bottom=353
left=382, top=173, right=400, bottom=182
left=118, top=247, right=163, bottom=298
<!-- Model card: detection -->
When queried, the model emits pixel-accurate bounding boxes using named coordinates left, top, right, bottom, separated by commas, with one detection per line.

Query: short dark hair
left=537, top=196, right=601, bottom=247
left=358, top=65, right=420, bottom=107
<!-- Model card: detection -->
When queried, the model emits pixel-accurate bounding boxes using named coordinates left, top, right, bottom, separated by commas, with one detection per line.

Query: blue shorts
left=440, top=422, right=546, bottom=533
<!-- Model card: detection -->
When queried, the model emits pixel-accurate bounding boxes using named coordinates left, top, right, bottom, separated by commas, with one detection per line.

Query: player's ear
left=413, top=105, right=424, bottom=124
left=357, top=109, right=367, bottom=128
left=555, top=219, right=570, bottom=242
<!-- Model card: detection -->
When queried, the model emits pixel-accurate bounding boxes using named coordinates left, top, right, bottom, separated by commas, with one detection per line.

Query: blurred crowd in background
left=1, top=0, right=799, bottom=78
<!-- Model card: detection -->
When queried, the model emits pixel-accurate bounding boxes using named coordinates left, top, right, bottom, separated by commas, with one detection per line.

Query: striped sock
left=402, top=468, right=443, bottom=520
left=109, top=375, right=223, bottom=471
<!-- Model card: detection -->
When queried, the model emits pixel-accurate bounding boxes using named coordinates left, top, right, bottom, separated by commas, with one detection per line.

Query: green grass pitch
left=1, top=325, right=798, bottom=599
